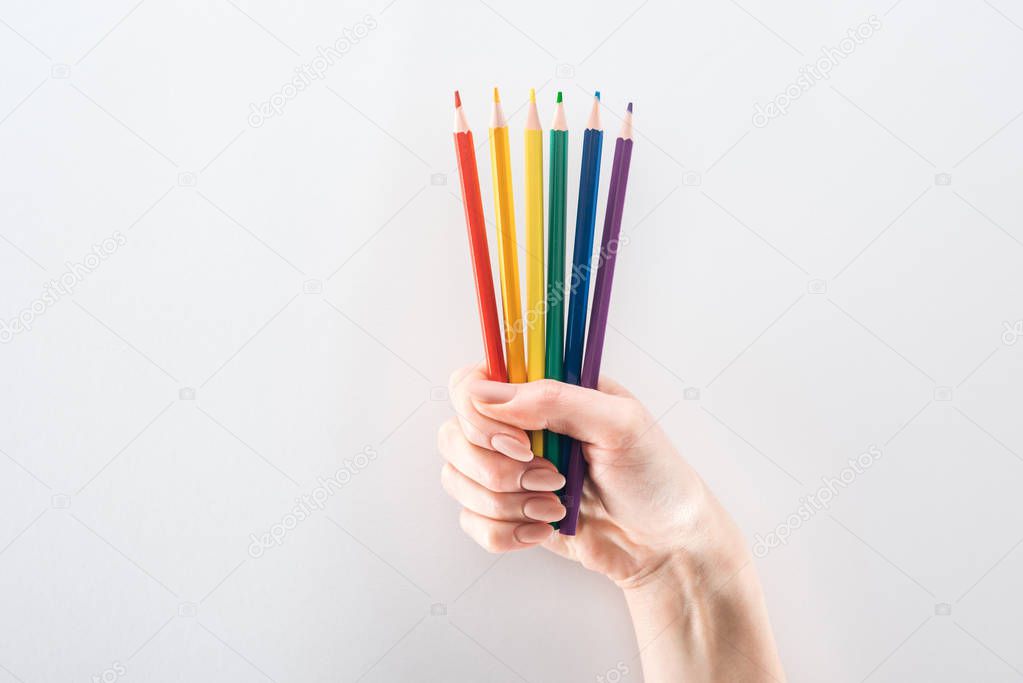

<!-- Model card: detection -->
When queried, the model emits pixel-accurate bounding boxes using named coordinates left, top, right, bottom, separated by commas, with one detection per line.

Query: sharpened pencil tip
left=556, top=91, right=563, bottom=103
left=493, top=87, right=500, bottom=103
left=454, top=90, right=461, bottom=108
left=595, top=90, right=601, bottom=101
left=627, top=102, right=633, bottom=113
left=529, top=88, right=535, bottom=103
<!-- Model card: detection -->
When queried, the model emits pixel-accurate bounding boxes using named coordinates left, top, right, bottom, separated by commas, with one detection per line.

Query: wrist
left=618, top=524, right=752, bottom=612
left=616, top=495, right=785, bottom=681
left=615, top=480, right=750, bottom=595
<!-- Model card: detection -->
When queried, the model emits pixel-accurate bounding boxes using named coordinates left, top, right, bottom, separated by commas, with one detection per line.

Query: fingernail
left=468, top=380, right=516, bottom=404
left=491, top=434, right=533, bottom=462
left=523, top=497, right=567, bottom=522
left=515, top=522, right=555, bottom=544
left=521, top=468, right=566, bottom=491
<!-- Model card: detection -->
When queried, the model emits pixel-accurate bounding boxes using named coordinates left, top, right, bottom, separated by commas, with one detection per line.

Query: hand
left=439, top=363, right=735, bottom=587
left=438, top=364, right=786, bottom=681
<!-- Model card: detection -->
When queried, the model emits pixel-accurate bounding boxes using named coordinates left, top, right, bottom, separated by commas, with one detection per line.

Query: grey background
left=1, top=0, right=1022, bottom=681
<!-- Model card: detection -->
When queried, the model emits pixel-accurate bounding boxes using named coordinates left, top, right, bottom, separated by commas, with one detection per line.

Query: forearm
left=621, top=509, right=784, bottom=682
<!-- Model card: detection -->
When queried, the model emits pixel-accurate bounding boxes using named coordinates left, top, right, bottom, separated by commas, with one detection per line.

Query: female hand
left=439, top=363, right=736, bottom=586
left=438, top=363, right=786, bottom=681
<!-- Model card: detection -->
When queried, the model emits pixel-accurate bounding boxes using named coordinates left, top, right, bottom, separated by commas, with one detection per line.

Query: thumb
left=466, top=378, right=648, bottom=448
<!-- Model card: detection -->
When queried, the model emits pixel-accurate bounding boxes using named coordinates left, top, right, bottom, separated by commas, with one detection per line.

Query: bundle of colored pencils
left=452, top=87, right=635, bottom=536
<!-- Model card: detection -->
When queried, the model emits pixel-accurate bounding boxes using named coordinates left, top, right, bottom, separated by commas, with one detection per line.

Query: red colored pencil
left=453, top=91, right=507, bottom=382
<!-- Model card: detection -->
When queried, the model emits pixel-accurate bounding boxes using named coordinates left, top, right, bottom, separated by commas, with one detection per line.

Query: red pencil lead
left=454, top=90, right=461, bottom=108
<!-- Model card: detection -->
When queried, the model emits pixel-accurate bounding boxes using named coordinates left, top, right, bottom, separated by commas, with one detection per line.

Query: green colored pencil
left=544, top=91, right=568, bottom=481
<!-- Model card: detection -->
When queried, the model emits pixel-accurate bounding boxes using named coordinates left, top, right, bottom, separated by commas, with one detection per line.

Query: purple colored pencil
left=560, top=103, right=635, bottom=536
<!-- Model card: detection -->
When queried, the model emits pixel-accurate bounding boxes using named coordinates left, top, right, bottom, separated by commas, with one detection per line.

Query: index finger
left=448, top=364, right=534, bottom=462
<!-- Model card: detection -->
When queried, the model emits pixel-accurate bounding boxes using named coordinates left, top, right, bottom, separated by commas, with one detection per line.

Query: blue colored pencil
left=560, top=91, right=603, bottom=508
left=563, top=92, right=604, bottom=388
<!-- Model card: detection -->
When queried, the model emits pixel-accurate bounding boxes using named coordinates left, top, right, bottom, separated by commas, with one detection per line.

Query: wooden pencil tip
left=556, top=91, right=563, bottom=103
left=454, top=90, right=461, bottom=108
left=493, top=87, right=500, bottom=103
left=627, top=102, right=633, bottom=113
left=586, top=94, right=602, bottom=130
left=529, top=88, right=535, bottom=103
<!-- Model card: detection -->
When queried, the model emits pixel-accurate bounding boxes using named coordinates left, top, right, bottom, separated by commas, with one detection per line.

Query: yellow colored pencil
left=489, top=88, right=528, bottom=387
left=524, top=88, right=545, bottom=455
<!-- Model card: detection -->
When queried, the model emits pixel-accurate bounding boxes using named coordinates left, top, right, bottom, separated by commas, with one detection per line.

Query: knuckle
left=436, top=424, right=447, bottom=453
left=448, top=365, right=475, bottom=397
left=437, top=418, right=458, bottom=454
left=618, top=401, right=651, bottom=444
left=537, top=379, right=563, bottom=407
left=439, top=463, right=455, bottom=491
left=447, top=369, right=462, bottom=394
